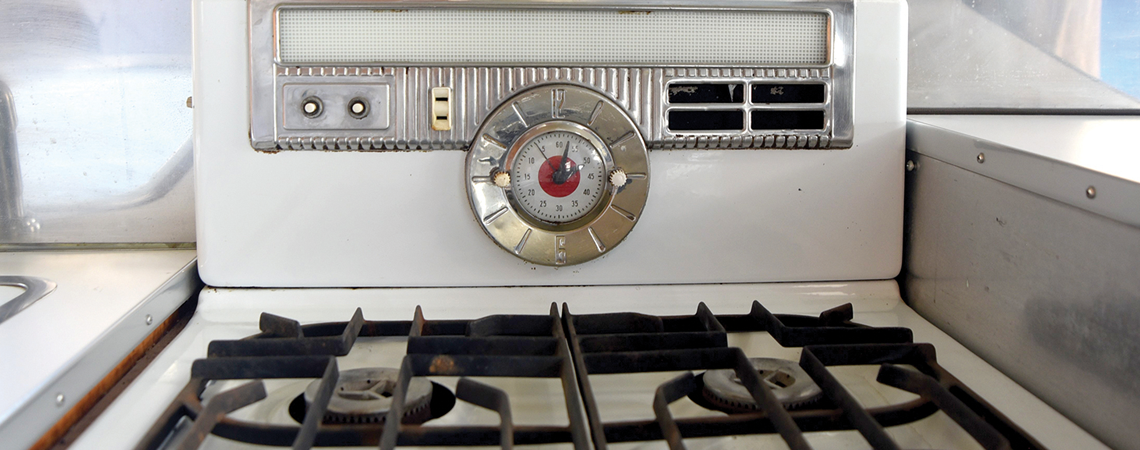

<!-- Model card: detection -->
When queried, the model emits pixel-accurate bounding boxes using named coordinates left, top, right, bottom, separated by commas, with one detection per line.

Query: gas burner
left=700, top=358, right=824, bottom=412
left=291, top=368, right=440, bottom=425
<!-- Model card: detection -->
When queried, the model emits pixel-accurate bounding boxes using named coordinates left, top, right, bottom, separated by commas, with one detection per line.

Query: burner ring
left=702, top=357, right=824, bottom=411
left=303, top=367, right=433, bottom=424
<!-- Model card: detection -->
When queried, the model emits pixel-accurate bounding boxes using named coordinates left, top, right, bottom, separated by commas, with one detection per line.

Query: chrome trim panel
left=248, top=1, right=854, bottom=151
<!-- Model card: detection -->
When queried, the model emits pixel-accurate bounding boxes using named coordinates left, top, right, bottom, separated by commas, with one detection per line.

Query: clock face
left=465, top=84, right=650, bottom=266
left=510, top=130, right=607, bottom=224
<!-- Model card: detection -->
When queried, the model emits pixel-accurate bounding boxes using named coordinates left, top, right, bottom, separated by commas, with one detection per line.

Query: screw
left=905, top=160, right=915, bottom=171
left=976, top=153, right=985, bottom=163
left=146, top=314, right=153, bottom=325
left=55, top=393, right=65, bottom=405
left=1086, top=186, right=1096, bottom=199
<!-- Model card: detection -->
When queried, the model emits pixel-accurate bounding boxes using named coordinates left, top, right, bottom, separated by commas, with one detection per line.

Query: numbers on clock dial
left=510, top=130, right=606, bottom=223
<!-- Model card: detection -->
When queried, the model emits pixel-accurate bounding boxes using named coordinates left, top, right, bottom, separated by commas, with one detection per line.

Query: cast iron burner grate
left=135, top=302, right=1045, bottom=450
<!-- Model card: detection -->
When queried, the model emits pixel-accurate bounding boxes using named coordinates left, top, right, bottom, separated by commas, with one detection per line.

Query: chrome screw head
left=55, top=393, right=65, bottom=405
left=976, top=153, right=985, bottom=163
left=145, top=314, right=153, bottom=325
left=905, top=160, right=915, bottom=171
left=1086, top=186, right=1097, bottom=199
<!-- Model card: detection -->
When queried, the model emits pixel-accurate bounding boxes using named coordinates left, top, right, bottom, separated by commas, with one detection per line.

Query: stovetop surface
left=71, top=281, right=1106, bottom=450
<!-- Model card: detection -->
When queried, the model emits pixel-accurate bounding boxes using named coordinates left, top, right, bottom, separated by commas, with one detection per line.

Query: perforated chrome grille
left=277, top=8, right=828, bottom=65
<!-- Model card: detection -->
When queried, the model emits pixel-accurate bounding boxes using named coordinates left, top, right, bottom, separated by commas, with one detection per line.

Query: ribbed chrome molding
left=270, top=66, right=841, bottom=151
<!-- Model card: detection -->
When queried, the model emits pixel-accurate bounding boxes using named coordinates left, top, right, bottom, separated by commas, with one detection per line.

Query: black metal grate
left=135, top=302, right=1045, bottom=450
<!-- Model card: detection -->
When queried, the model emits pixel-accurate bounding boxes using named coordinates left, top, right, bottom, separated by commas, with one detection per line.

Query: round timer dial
left=511, top=128, right=607, bottom=223
left=465, top=84, right=650, bottom=266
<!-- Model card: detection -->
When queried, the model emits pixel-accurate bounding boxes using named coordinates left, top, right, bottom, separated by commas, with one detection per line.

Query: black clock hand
left=554, top=140, right=573, bottom=184
left=537, top=146, right=559, bottom=172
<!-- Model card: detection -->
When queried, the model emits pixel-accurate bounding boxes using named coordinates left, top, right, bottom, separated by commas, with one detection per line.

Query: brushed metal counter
left=0, top=249, right=199, bottom=450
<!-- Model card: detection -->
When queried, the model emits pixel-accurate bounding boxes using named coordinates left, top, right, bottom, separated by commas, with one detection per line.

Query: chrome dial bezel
left=465, top=84, right=650, bottom=266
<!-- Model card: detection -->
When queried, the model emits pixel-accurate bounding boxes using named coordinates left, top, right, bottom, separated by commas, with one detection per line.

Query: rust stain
left=429, top=355, right=457, bottom=374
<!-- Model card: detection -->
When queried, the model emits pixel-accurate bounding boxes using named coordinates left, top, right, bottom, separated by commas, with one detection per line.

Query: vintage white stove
left=43, top=0, right=1113, bottom=449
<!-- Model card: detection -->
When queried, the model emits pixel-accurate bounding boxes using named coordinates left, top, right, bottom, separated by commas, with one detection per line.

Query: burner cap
left=701, top=358, right=824, bottom=412
left=303, top=367, right=433, bottom=424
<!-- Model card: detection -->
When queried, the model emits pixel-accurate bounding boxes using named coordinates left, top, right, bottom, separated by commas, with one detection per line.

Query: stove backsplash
left=193, top=0, right=907, bottom=287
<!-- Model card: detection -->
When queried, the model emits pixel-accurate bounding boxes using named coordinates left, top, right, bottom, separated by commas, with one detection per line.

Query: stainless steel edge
left=0, top=259, right=202, bottom=450
left=0, top=243, right=197, bottom=252
left=902, top=153, right=1140, bottom=450
left=906, top=118, right=1140, bottom=228
left=0, top=276, right=56, bottom=325
left=248, top=0, right=855, bottom=151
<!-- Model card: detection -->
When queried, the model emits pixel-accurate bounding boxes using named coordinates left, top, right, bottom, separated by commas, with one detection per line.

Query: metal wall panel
left=903, top=151, right=1140, bottom=450
left=0, top=0, right=194, bottom=244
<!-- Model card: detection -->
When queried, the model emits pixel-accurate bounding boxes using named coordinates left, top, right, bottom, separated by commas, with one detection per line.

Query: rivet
left=55, top=393, right=65, bottom=405
left=1086, top=186, right=1096, bottom=199
left=145, top=314, right=153, bottom=325
left=905, top=160, right=916, bottom=172
left=976, top=153, right=985, bottom=163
